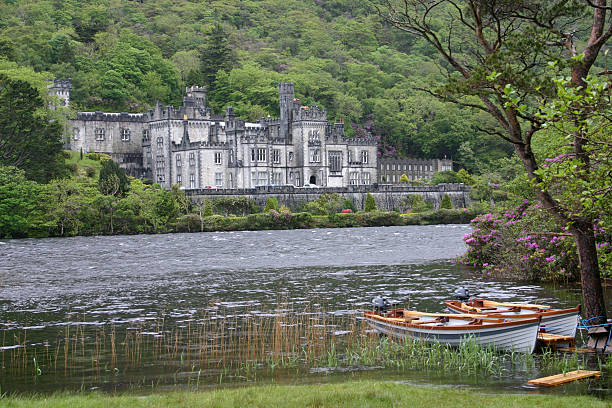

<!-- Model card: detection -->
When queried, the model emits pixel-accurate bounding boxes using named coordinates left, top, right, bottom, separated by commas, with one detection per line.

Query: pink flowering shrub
left=457, top=201, right=612, bottom=281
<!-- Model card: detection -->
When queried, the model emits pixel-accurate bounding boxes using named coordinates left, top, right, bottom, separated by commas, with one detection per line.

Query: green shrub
left=68, top=162, right=78, bottom=174
left=362, top=211, right=403, bottom=227
left=364, top=193, right=377, bottom=212
left=342, top=198, right=356, bottom=212
left=203, top=198, right=214, bottom=216
left=404, top=195, right=432, bottom=213
left=441, top=194, right=452, bottom=209
left=400, top=173, right=409, bottom=183
left=264, top=197, right=279, bottom=212
left=305, top=193, right=344, bottom=215
left=85, top=166, right=96, bottom=178
left=174, top=214, right=202, bottom=233
left=431, top=170, right=460, bottom=185
left=98, top=159, right=129, bottom=196
left=213, top=196, right=258, bottom=216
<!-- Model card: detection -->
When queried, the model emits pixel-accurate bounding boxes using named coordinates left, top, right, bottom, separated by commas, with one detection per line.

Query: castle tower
left=184, top=86, right=207, bottom=107
left=48, top=78, right=72, bottom=109
left=278, top=82, right=294, bottom=140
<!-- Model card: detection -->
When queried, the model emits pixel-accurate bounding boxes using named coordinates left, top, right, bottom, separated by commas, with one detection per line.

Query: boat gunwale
left=444, top=300, right=580, bottom=318
left=364, top=310, right=541, bottom=331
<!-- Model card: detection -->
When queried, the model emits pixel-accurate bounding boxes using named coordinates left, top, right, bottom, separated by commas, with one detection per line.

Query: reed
left=0, top=304, right=590, bottom=391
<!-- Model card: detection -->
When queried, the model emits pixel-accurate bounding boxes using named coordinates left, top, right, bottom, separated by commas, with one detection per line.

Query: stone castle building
left=58, top=79, right=453, bottom=189
left=378, top=157, right=453, bottom=184
left=66, top=81, right=380, bottom=189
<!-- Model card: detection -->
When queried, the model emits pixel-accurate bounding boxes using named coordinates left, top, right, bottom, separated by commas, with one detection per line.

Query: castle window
left=309, top=148, right=320, bottom=163
left=361, top=172, right=371, bottom=185
left=215, top=152, right=222, bottom=165
left=142, top=129, right=150, bottom=141
left=308, top=130, right=320, bottom=142
left=229, top=149, right=234, bottom=164
left=288, top=151, right=294, bottom=162
left=361, top=151, right=369, bottom=164
left=157, top=137, right=163, bottom=148
left=272, top=149, right=281, bottom=164
left=251, top=171, right=257, bottom=187
left=190, top=174, right=196, bottom=189
left=156, top=155, right=165, bottom=183
left=189, top=152, right=196, bottom=166
left=215, top=172, right=223, bottom=187
left=176, top=154, right=182, bottom=167
left=329, top=151, right=342, bottom=172
left=72, top=128, right=79, bottom=141
left=177, top=174, right=182, bottom=184
left=272, top=172, right=282, bottom=185
left=120, top=128, right=131, bottom=141
left=257, top=148, right=267, bottom=162
left=251, top=149, right=256, bottom=162
left=95, top=128, right=105, bottom=141
left=258, top=171, right=268, bottom=186
left=349, top=172, right=359, bottom=185
left=228, top=173, right=234, bottom=189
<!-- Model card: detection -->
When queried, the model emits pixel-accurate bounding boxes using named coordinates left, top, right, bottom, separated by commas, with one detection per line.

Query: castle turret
left=278, top=82, right=294, bottom=141
left=183, top=86, right=207, bottom=107
left=48, top=78, right=72, bottom=109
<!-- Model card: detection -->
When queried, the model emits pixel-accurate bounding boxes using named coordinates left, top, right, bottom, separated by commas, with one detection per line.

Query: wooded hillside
left=0, top=0, right=597, bottom=172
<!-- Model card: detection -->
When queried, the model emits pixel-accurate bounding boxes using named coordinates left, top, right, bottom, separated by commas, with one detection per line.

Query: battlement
left=345, top=136, right=378, bottom=146
left=293, top=105, right=328, bottom=121
left=278, top=82, right=294, bottom=95
left=172, top=140, right=231, bottom=151
left=50, top=78, right=72, bottom=90
left=76, top=111, right=146, bottom=123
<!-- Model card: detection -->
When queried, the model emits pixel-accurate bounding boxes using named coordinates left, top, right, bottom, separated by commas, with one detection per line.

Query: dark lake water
left=0, top=226, right=609, bottom=396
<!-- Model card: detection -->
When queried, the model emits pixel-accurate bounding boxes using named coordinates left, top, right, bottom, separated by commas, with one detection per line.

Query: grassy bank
left=1, top=381, right=607, bottom=408
left=175, top=209, right=477, bottom=233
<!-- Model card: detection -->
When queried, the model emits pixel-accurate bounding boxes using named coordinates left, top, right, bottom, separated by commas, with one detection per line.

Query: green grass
left=63, top=150, right=105, bottom=179
left=0, top=381, right=607, bottom=408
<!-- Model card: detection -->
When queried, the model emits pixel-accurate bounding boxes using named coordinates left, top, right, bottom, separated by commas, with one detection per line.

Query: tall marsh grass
left=0, top=303, right=588, bottom=390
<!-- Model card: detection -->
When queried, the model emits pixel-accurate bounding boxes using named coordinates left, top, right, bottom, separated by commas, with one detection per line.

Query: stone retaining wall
left=187, top=183, right=471, bottom=211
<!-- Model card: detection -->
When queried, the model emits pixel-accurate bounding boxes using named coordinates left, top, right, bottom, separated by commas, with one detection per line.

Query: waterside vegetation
left=0, top=152, right=475, bottom=239
left=1, top=380, right=610, bottom=408
left=0, top=303, right=602, bottom=394
left=1, top=380, right=609, bottom=408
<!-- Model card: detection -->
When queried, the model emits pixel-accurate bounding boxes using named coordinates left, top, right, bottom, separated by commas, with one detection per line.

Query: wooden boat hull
left=364, top=312, right=540, bottom=353
left=444, top=300, right=580, bottom=338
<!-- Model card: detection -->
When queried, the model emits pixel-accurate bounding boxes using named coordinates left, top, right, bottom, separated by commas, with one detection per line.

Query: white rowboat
left=444, top=299, right=580, bottom=338
left=364, top=309, right=541, bottom=353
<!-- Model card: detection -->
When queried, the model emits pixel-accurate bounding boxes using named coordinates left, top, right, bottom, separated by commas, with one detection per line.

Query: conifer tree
left=98, top=159, right=129, bottom=197
left=199, top=24, right=234, bottom=89
left=440, top=194, right=452, bottom=209
left=364, top=193, right=377, bottom=212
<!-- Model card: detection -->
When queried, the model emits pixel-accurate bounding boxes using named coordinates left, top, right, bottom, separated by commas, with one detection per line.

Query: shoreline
left=3, top=209, right=477, bottom=240
left=0, top=380, right=606, bottom=407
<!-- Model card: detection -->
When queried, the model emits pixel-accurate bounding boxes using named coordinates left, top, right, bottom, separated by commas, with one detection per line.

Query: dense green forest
left=0, top=0, right=518, bottom=171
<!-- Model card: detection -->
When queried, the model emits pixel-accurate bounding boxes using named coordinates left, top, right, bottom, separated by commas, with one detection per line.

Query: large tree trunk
left=570, top=221, right=606, bottom=324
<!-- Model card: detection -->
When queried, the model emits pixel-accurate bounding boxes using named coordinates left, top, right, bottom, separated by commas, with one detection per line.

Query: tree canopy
left=0, top=0, right=524, bottom=169
left=0, top=74, right=65, bottom=182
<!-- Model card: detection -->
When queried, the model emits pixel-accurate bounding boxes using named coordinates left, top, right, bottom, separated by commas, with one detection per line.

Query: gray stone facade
left=189, top=183, right=471, bottom=211
left=65, top=81, right=379, bottom=188
left=378, top=157, right=453, bottom=183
